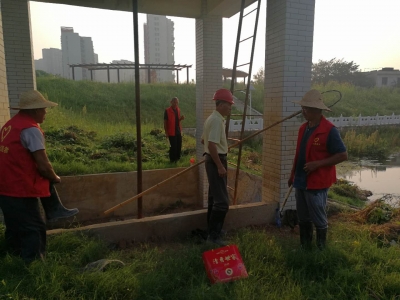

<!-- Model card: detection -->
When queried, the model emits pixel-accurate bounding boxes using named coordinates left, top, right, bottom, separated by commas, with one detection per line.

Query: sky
left=30, top=0, right=400, bottom=83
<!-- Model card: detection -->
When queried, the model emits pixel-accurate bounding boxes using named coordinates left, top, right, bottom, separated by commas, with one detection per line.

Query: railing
left=228, top=114, right=400, bottom=131
left=327, top=113, right=400, bottom=127
left=229, top=118, right=263, bottom=131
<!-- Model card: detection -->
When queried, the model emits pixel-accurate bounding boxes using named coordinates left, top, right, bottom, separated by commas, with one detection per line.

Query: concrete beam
left=33, top=0, right=255, bottom=18
left=48, top=202, right=277, bottom=243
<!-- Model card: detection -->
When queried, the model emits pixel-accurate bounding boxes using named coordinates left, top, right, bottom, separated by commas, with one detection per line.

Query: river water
left=340, top=153, right=400, bottom=206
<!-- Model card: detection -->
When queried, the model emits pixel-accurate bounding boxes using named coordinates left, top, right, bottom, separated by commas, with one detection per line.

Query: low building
left=366, top=67, right=400, bottom=87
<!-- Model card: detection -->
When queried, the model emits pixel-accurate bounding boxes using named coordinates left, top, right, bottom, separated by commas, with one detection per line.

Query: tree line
left=252, top=58, right=381, bottom=87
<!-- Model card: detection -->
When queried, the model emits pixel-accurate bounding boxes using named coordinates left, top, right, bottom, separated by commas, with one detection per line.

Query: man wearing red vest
left=0, top=90, right=77, bottom=263
left=164, top=97, right=184, bottom=163
left=289, top=90, right=347, bottom=250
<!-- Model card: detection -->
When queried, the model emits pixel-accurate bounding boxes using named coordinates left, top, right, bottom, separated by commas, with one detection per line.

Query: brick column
left=195, top=0, right=223, bottom=207
left=0, top=7, right=9, bottom=127
left=1, top=0, right=36, bottom=117
left=262, top=0, right=315, bottom=209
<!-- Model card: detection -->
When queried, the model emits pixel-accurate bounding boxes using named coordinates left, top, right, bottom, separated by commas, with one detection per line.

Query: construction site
left=0, top=0, right=320, bottom=242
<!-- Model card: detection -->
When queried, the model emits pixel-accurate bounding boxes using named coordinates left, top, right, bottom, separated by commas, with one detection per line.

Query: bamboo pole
left=103, top=109, right=302, bottom=215
left=103, top=90, right=341, bottom=215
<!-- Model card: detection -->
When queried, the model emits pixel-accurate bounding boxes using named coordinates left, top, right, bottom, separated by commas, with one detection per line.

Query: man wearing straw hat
left=289, top=89, right=347, bottom=250
left=0, top=90, right=78, bottom=263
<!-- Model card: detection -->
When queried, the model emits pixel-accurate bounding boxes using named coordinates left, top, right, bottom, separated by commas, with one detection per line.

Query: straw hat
left=10, top=90, right=58, bottom=110
left=293, top=89, right=331, bottom=112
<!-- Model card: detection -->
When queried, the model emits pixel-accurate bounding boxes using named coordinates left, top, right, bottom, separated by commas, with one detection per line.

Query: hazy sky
left=30, top=0, right=400, bottom=82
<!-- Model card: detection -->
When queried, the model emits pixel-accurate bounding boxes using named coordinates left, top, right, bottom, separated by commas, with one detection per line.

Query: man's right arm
left=32, top=150, right=61, bottom=183
left=208, top=141, right=227, bottom=177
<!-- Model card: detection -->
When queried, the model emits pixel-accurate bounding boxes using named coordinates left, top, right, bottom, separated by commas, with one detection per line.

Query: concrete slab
left=48, top=202, right=277, bottom=243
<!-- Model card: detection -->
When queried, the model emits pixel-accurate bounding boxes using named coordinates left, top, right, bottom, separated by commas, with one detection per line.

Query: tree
left=252, top=67, right=264, bottom=85
left=311, top=58, right=374, bottom=87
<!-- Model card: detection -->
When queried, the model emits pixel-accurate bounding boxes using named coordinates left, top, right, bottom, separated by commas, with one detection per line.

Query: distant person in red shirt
left=0, top=90, right=78, bottom=263
left=164, top=97, right=184, bottom=163
left=289, top=90, right=347, bottom=250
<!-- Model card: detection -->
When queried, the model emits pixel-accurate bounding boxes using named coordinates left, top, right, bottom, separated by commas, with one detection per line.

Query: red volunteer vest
left=165, top=106, right=181, bottom=136
left=0, top=112, right=50, bottom=197
left=292, top=116, right=337, bottom=189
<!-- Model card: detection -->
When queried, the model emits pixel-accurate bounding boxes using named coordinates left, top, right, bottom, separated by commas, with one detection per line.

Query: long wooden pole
left=103, top=109, right=302, bottom=215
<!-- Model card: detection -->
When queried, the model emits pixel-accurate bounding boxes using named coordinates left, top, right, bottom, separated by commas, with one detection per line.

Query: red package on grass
left=202, top=245, right=248, bottom=284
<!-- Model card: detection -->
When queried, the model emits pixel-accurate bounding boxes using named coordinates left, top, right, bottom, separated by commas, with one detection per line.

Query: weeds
left=0, top=216, right=399, bottom=299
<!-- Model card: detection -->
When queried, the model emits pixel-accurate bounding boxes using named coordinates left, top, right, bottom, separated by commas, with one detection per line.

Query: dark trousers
left=168, top=134, right=182, bottom=162
left=205, top=154, right=229, bottom=212
left=0, top=195, right=46, bottom=263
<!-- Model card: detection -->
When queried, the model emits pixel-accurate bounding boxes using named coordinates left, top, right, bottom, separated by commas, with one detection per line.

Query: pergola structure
left=69, top=63, right=193, bottom=84
left=222, top=67, right=248, bottom=84
left=0, top=0, right=316, bottom=217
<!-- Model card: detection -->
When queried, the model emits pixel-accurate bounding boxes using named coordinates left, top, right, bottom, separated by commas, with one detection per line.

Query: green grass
left=247, top=81, right=400, bottom=117
left=0, top=220, right=399, bottom=299
left=38, top=77, right=197, bottom=127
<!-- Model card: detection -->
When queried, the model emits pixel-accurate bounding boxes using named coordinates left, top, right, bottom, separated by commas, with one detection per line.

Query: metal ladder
left=225, top=0, right=262, bottom=205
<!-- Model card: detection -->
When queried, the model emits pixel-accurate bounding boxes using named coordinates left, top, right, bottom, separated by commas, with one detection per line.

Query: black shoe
left=299, top=222, right=313, bottom=250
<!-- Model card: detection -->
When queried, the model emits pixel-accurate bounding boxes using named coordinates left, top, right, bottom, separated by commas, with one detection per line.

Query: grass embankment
left=38, top=77, right=261, bottom=175
left=1, top=211, right=399, bottom=299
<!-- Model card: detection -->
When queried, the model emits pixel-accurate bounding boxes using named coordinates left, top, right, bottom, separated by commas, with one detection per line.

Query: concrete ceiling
left=34, top=0, right=256, bottom=18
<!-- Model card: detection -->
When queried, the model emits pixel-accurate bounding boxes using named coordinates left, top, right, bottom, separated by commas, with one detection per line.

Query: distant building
left=143, top=14, right=175, bottom=83
left=34, top=48, right=62, bottom=76
left=61, top=27, right=96, bottom=80
left=95, top=59, right=138, bottom=83
left=366, top=67, right=400, bottom=87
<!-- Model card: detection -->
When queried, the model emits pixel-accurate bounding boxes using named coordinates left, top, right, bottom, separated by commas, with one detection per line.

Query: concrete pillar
left=262, top=0, right=315, bottom=209
left=1, top=0, right=36, bottom=117
left=0, top=7, right=10, bottom=127
left=195, top=0, right=223, bottom=207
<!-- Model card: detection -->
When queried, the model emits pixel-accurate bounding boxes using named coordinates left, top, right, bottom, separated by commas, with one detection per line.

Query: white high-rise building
left=34, top=48, right=62, bottom=76
left=61, top=27, right=96, bottom=80
left=42, top=48, right=62, bottom=76
left=143, top=15, right=175, bottom=83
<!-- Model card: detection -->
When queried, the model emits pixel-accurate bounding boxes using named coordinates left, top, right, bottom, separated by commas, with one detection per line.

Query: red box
left=202, top=245, right=248, bottom=284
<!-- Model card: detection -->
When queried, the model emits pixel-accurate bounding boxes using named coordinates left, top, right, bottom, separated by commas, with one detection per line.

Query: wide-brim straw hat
left=293, top=89, right=331, bottom=112
left=10, top=90, right=58, bottom=110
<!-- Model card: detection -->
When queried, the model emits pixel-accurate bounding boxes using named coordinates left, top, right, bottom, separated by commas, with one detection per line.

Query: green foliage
left=367, top=201, right=394, bottom=224
left=328, top=179, right=369, bottom=208
left=37, top=77, right=196, bottom=127
left=36, top=70, right=53, bottom=78
left=311, top=58, right=374, bottom=87
left=342, top=127, right=400, bottom=160
left=101, top=133, right=137, bottom=151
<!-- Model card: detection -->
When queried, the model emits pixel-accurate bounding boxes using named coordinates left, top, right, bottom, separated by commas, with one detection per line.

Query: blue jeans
left=295, top=188, right=328, bottom=229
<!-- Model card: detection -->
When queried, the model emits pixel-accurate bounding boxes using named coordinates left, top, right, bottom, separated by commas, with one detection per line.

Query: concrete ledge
left=48, top=202, right=277, bottom=243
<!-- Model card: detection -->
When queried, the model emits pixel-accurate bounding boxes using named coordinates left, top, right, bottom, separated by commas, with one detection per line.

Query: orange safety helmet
left=213, top=88, right=234, bottom=104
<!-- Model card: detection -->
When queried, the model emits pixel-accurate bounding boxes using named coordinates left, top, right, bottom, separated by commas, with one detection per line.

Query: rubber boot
left=40, top=184, right=79, bottom=222
left=207, top=204, right=213, bottom=227
left=316, top=228, right=327, bottom=250
left=299, top=222, right=313, bottom=250
left=207, top=210, right=228, bottom=246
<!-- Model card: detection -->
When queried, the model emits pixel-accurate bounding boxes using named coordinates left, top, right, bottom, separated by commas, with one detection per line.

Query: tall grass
left=342, top=126, right=400, bottom=160
left=248, top=81, right=400, bottom=117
